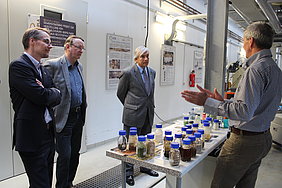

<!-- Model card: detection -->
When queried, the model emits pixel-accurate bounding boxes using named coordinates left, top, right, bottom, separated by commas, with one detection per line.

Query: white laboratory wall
left=83, top=0, right=243, bottom=146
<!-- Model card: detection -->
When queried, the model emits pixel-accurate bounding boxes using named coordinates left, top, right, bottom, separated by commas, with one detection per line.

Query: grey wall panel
left=0, top=0, right=14, bottom=181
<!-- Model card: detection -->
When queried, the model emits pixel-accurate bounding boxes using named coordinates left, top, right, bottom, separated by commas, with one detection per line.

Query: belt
left=70, top=106, right=81, bottom=113
left=231, top=127, right=269, bottom=136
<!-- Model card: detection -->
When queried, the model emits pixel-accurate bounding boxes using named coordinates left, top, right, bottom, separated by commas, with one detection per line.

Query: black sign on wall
left=40, top=16, right=76, bottom=47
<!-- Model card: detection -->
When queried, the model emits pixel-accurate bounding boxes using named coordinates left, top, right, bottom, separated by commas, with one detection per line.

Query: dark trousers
left=55, top=110, right=83, bottom=188
left=19, top=131, right=55, bottom=188
left=124, top=112, right=152, bottom=177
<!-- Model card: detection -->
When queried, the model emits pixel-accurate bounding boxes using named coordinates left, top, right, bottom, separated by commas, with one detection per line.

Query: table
left=106, top=123, right=229, bottom=188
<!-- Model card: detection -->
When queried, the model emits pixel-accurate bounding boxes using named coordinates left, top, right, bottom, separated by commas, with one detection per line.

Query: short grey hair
left=134, top=46, right=149, bottom=60
left=22, top=27, right=50, bottom=50
left=244, top=21, right=274, bottom=49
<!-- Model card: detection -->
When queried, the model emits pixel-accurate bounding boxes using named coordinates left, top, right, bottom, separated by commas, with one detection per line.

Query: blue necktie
left=142, top=68, right=150, bottom=95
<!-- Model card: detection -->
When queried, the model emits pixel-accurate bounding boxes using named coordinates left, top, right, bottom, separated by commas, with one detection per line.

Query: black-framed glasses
left=72, top=44, right=86, bottom=51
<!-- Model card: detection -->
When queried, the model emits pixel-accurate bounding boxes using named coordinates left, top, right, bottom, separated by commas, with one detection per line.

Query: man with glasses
left=9, top=27, right=61, bottom=188
left=181, top=22, right=282, bottom=188
left=44, top=35, right=87, bottom=188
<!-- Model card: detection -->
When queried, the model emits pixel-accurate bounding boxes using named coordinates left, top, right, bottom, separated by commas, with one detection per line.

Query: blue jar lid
left=171, top=142, right=179, bottom=149
left=138, top=135, right=146, bottom=142
left=213, top=119, right=219, bottom=123
left=147, top=133, right=154, bottom=139
left=185, top=124, right=192, bottom=129
left=183, top=139, right=191, bottom=145
left=165, top=130, right=172, bottom=135
left=165, top=135, right=173, bottom=141
left=188, top=135, right=196, bottom=141
left=194, top=132, right=201, bottom=138
left=193, top=123, right=199, bottom=127
left=198, top=129, right=204, bottom=134
left=203, top=123, right=210, bottom=127
left=206, top=117, right=212, bottom=121
left=156, top=124, right=162, bottom=128
left=186, top=129, right=193, bottom=134
left=129, top=130, right=137, bottom=135
left=181, top=127, right=188, bottom=131
left=202, top=120, right=209, bottom=123
left=184, top=116, right=189, bottom=120
left=119, top=130, right=126, bottom=136
left=175, top=133, right=182, bottom=138
left=130, top=127, right=137, bottom=131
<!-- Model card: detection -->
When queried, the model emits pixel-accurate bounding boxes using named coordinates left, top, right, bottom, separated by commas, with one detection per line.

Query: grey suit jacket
left=44, top=55, right=87, bottom=133
left=117, top=64, right=156, bottom=128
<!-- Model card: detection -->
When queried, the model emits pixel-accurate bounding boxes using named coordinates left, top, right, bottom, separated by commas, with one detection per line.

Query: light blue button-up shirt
left=204, top=49, right=282, bottom=132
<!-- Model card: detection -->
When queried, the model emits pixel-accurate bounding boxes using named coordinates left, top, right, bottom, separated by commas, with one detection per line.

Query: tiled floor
left=0, top=141, right=281, bottom=188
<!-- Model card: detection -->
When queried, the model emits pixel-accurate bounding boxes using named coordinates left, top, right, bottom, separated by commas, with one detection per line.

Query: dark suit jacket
left=9, top=54, right=61, bottom=152
left=44, top=55, right=87, bottom=133
left=117, top=64, right=156, bottom=128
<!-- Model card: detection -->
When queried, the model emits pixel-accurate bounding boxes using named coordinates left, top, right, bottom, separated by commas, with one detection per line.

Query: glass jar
left=194, top=114, right=201, bottom=128
left=146, top=133, right=155, bottom=157
left=206, top=117, right=213, bottom=130
left=188, top=135, right=196, bottom=158
left=164, top=135, right=173, bottom=158
left=137, top=136, right=147, bottom=159
left=181, top=127, right=187, bottom=139
left=192, top=123, right=199, bottom=134
left=203, top=123, right=211, bottom=141
left=185, top=129, right=193, bottom=139
left=155, top=124, right=163, bottom=144
left=174, top=133, right=183, bottom=148
left=202, top=113, right=207, bottom=120
left=185, top=124, right=192, bottom=130
left=183, top=116, right=189, bottom=126
left=164, top=130, right=172, bottom=142
left=130, top=127, right=137, bottom=131
left=181, top=139, right=192, bottom=162
left=197, top=129, right=205, bottom=149
left=169, top=142, right=180, bottom=166
left=128, top=130, right=137, bottom=151
left=194, top=132, right=202, bottom=154
left=117, top=130, right=127, bottom=151
left=213, top=119, right=220, bottom=130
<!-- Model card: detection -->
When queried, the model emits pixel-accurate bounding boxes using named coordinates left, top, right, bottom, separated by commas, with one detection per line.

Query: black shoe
left=126, top=175, right=135, bottom=186
left=140, top=168, right=159, bottom=177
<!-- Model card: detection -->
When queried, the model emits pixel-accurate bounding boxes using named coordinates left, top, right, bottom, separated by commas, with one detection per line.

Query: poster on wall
left=193, top=50, right=204, bottom=84
left=160, top=44, right=176, bottom=86
left=28, top=14, right=76, bottom=62
left=106, top=33, right=133, bottom=90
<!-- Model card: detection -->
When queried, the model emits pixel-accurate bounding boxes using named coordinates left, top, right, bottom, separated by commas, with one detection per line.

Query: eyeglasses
left=71, top=44, right=86, bottom=51
left=39, top=38, right=52, bottom=46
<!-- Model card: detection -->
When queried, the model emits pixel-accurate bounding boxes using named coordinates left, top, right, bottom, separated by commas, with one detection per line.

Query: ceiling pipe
left=255, top=0, right=282, bottom=33
left=165, top=14, right=207, bottom=45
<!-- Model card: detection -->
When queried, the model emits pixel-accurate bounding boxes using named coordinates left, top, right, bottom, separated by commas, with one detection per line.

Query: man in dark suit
left=9, top=27, right=61, bottom=188
left=44, top=35, right=87, bottom=188
left=117, top=46, right=159, bottom=186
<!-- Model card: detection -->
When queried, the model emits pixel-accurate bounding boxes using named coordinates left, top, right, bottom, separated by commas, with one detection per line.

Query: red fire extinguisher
left=189, top=70, right=195, bottom=87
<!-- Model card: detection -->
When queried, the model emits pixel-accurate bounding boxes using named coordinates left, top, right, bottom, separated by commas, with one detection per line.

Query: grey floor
left=0, top=140, right=281, bottom=188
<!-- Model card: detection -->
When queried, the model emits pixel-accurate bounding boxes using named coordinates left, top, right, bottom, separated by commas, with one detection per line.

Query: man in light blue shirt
left=181, top=22, right=282, bottom=188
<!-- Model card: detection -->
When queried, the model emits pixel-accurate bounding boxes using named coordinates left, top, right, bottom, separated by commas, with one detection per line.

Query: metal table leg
left=121, top=161, right=126, bottom=188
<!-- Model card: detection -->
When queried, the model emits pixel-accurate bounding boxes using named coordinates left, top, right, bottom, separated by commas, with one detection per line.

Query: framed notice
left=193, top=50, right=204, bottom=83
left=160, top=44, right=176, bottom=86
left=106, top=33, right=133, bottom=90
